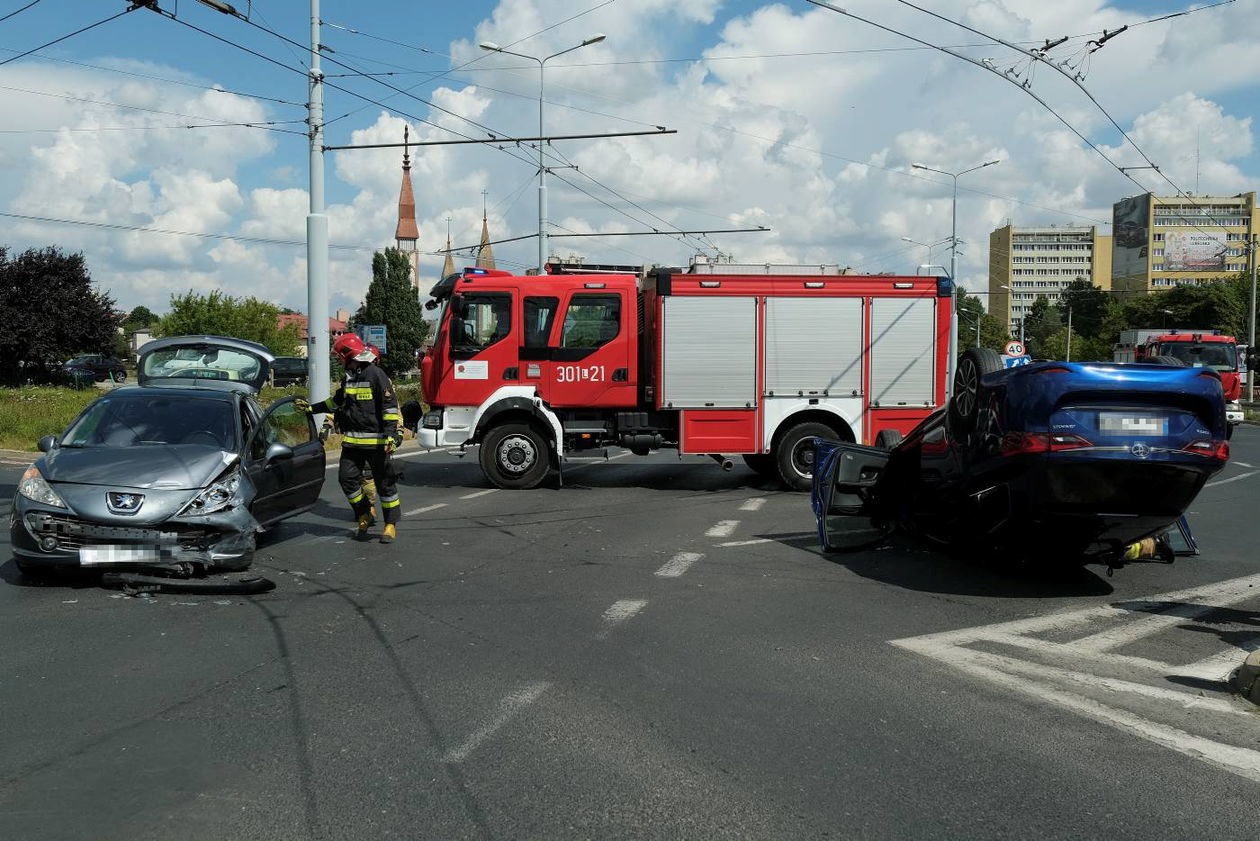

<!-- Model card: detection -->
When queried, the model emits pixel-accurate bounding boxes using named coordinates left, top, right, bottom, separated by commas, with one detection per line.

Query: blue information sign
left=1003, top=355, right=1032, bottom=368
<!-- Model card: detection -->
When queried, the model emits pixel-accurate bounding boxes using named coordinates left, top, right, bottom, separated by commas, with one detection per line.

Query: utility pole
left=1250, top=233, right=1257, bottom=404
left=306, top=0, right=329, bottom=405
left=911, top=159, right=1000, bottom=397
left=1065, top=306, right=1073, bottom=362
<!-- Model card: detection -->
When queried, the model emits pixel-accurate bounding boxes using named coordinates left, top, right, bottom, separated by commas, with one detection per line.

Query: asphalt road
left=2, top=430, right=1259, bottom=840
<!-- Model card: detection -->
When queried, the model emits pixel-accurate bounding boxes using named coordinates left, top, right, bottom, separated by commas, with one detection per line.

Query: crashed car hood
left=40, top=444, right=236, bottom=491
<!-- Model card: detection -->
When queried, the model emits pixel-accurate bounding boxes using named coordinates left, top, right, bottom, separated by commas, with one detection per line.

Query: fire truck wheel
left=776, top=422, right=838, bottom=491
left=480, top=422, right=550, bottom=489
left=741, top=454, right=777, bottom=478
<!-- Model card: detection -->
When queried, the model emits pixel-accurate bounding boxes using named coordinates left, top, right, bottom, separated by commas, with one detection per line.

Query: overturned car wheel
left=948, top=347, right=1004, bottom=442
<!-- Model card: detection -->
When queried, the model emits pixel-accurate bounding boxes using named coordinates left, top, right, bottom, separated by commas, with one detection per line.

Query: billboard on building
left=1163, top=230, right=1228, bottom=271
left=1111, top=194, right=1150, bottom=281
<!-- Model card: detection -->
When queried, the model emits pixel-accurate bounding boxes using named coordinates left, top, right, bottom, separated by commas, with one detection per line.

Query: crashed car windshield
left=61, top=394, right=237, bottom=449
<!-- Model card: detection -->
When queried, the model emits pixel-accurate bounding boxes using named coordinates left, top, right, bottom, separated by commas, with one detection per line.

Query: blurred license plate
left=1098, top=412, right=1167, bottom=436
left=79, top=545, right=161, bottom=565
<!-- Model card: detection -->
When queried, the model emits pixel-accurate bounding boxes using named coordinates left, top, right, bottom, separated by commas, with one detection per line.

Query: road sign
left=1004, top=340, right=1026, bottom=357
left=1003, top=355, right=1032, bottom=368
left=359, top=324, right=388, bottom=353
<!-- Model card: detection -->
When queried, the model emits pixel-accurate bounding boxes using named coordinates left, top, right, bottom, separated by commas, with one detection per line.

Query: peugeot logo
left=1130, top=442, right=1151, bottom=459
left=107, top=492, right=144, bottom=514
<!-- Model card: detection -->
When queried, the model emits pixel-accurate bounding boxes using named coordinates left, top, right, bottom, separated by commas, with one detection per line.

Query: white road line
left=1206, top=470, right=1258, bottom=488
left=459, top=489, right=499, bottom=500
left=1070, top=593, right=1259, bottom=654
left=443, top=682, right=551, bottom=763
left=739, top=497, right=767, bottom=512
left=323, top=447, right=452, bottom=471
left=895, top=639, right=1260, bottom=784
left=985, top=632, right=1176, bottom=672
left=1174, top=635, right=1260, bottom=681
left=717, top=538, right=774, bottom=547
left=655, top=552, right=703, bottom=578
left=706, top=520, right=739, bottom=538
left=1233, top=461, right=1254, bottom=468
left=958, top=647, right=1250, bottom=716
left=597, top=599, right=647, bottom=638
left=403, top=503, right=447, bottom=517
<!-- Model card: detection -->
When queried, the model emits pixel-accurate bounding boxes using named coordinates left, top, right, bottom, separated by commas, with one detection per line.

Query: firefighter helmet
left=332, top=333, right=367, bottom=364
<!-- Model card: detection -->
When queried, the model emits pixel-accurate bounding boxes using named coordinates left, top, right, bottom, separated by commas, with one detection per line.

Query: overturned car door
left=811, top=438, right=894, bottom=551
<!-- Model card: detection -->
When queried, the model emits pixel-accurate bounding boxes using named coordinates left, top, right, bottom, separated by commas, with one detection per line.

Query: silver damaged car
left=10, top=336, right=325, bottom=577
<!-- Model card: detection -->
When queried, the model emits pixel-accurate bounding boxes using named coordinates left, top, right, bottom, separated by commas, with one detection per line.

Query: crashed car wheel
left=949, top=347, right=1004, bottom=440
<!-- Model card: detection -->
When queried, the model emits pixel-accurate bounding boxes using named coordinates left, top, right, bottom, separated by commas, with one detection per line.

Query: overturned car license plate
left=1098, top=412, right=1167, bottom=436
left=79, top=545, right=165, bottom=565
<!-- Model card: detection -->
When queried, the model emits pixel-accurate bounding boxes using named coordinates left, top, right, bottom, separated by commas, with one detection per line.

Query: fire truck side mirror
left=451, top=294, right=469, bottom=320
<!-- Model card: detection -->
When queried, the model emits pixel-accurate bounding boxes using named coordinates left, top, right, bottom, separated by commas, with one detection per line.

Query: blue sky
left=1, top=0, right=1256, bottom=314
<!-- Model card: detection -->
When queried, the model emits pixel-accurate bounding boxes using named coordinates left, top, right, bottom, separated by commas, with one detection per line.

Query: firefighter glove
left=295, top=398, right=312, bottom=414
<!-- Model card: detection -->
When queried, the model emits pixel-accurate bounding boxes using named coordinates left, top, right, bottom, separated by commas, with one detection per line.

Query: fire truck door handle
left=613, top=368, right=629, bottom=382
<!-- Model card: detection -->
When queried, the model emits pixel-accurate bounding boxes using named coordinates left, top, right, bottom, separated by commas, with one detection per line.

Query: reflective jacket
left=311, top=363, right=401, bottom=448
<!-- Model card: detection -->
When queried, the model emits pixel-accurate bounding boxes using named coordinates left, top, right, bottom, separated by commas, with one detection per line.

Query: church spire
left=475, top=189, right=496, bottom=270
left=394, top=125, right=419, bottom=243
left=441, top=215, right=455, bottom=278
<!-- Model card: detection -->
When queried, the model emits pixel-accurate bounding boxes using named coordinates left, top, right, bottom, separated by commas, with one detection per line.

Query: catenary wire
left=0, top=5, right=136, bottom=69
left=0, top=0, right=41, bottom=25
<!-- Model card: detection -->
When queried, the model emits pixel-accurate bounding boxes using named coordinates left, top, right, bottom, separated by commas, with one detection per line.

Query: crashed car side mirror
left=265, top=442, right=294, bottom=463
left=37, top=435, right=57, bottom=453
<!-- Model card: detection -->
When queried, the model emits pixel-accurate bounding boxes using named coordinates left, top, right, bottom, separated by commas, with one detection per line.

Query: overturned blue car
left=812, top=348, right=1228, bottom=569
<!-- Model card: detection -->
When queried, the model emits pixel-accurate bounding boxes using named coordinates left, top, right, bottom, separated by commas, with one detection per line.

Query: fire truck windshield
left=1162, top=342, right=1236, bottom=372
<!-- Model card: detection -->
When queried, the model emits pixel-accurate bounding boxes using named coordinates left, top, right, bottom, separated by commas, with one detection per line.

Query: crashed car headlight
left=179, top=469, right=242, bottom=516
left=17, top=466, right=67, bottom=508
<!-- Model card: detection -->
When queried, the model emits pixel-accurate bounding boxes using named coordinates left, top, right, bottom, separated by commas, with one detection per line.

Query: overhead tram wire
left=0, top=82, right=309, bottom=133
left=886, top=0, right=1238, bottom=231
left=0, top=120, right=306, bottom=134
left=0, top=0, right=41, bottom=25
left=0, top=4, right=137, bottom=69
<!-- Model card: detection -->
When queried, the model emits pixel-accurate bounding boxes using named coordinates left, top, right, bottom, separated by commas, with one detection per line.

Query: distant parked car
left=63, top=354, right=126, bottom=383
left=271, top=356, right=307, bottom=387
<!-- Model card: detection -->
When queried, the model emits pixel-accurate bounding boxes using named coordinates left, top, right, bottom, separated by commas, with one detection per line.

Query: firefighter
left=298, top=334, right=404, bottom=543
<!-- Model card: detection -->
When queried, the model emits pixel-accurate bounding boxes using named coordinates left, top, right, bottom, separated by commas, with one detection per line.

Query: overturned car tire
left=948, top=347, right=1004, bottom=443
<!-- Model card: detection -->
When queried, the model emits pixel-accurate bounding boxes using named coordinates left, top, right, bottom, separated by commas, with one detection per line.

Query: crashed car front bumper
left=10, top=503, right=257, bottom=571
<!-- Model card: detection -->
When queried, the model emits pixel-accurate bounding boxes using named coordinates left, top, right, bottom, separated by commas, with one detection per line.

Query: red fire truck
left=418, top=262, right=952, bottom=489
left=1113, top=329, right=1243, bottom=435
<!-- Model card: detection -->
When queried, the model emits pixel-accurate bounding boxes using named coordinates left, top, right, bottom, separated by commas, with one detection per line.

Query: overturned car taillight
left=1000, top=432, right=1092, bottom=456
left=1182, top=439, right=1229, bottom=460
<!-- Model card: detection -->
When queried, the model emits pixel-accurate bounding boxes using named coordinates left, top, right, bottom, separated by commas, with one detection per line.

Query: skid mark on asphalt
left=444, top=681, right=551, bottom=763
left=597, top=599, right=648, bottom=638
left=655, top=552, right=703, bottom=578
left=891, top=573, right=1260, bottom=784
left=706, top=520, right=739, bottom=538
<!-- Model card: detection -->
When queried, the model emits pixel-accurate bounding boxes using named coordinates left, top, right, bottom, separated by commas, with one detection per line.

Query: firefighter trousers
left=338, top=446, right=401, bottom=525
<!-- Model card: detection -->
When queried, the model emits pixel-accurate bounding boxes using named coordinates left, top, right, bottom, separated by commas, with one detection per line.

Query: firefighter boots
left=381, top=524, right=396, bottom=544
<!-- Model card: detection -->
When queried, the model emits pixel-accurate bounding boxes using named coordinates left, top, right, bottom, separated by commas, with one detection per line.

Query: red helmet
left=368, top=344, right=381, bottom=360
left=332, top=333, right=366, bottom=364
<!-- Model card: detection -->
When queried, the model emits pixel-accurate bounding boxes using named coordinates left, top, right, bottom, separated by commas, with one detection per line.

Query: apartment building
left=988, top=225, right=1113, bottom=334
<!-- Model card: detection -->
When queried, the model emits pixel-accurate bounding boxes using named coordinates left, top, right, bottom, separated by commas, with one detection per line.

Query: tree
left=0, top=246, right=121, bottom=384
left=122, top=305, right=159, bottom=333
left=352, top=248, right=431, bottom=377
left=157, top=290, right=302, bottom=356
left=956, top=293, right=1009, bottom=351
left=1058, top=278, right=1115, bottom=340
left=1023, top=296, right=1061, bottom=354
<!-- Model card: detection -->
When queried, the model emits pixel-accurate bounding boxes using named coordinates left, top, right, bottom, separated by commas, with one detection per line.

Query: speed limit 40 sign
left=1004, top=340, right=1026, bottom=357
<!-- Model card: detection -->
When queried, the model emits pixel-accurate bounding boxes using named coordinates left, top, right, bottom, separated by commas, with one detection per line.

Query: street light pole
left=911, top=159, right=1000, bottom=397
left=306, top=0, right=329, bottom=405
left=480, top=35, right=606, bottom=275
left=1065, top=306, right=1073, bottom=362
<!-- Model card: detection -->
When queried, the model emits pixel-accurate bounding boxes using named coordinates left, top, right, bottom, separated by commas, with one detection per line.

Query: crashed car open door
left=245, top=397, right=325, bottom=526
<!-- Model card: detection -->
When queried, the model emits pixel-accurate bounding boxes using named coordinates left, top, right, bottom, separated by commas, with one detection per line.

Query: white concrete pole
left=306, top=0, right=329, bottom=404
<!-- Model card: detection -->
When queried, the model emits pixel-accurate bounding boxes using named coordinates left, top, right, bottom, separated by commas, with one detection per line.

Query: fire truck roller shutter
left=765, top=297, right=863, bottom=396
left=660, top=296, right=758, bottom=409
left=868, top=297, right=937, bottom=408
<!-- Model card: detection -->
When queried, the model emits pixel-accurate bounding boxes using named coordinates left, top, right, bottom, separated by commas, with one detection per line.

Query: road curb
left=1232, top=650, right=1260, bottom=706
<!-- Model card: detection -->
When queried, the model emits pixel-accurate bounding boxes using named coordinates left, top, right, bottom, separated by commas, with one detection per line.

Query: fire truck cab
left=419, top=263, right=952, bottom=490
left=1114, top=329, right=1243, bottom=435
